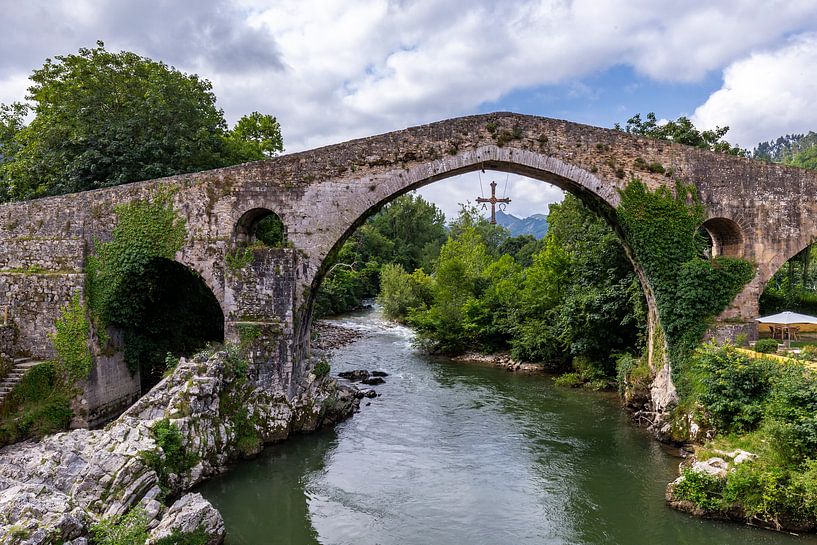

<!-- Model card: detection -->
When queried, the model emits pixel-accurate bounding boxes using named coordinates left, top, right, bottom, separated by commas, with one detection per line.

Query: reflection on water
left=199, top=309, right=817, bottom=545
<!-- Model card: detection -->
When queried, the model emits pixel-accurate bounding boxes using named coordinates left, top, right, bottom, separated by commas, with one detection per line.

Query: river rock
left=148, top=493, right=225, bottom=545
left=0, top=350, right=359, bottom=543
left=362, top=377, right=386, bottom=385
left=338, top=370, right=370, bottom=381
left=690, top=457, right=729, bottom=478
left=371, top=371, right=389, bottom=377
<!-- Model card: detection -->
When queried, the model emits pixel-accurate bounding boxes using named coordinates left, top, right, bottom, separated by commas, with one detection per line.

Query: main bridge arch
left=292, top=144, right=660, bottom=371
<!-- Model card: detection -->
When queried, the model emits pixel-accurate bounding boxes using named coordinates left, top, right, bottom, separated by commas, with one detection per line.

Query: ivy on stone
left=85, top=195, right=186, bottom=372
left=617, top=179, right=755, bottom=387
left=51, top=291, right=93, bottom=382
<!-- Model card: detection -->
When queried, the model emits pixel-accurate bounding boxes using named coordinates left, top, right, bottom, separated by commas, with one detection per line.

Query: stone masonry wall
left=223, top=247, right=299, bottom=394
left=0, top=272, right=84, bottom=359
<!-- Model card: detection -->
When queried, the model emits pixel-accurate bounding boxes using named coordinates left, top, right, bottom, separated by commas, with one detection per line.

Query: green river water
left=198, top=310, right=817, bottom=545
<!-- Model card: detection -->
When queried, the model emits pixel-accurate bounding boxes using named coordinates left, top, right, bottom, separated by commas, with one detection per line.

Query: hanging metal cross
left=476, top=181, right=511, bottom=224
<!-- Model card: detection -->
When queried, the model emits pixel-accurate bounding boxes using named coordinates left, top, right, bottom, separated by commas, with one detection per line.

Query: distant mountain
left=495, top=211, right=548, bottom=239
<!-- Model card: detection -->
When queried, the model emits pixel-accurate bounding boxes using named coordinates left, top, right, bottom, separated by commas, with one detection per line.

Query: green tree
left=0, top=42, right=281, bottom=201
left=368, top=193, right=447, bottom=272
left=378, top=263, right=434, bottom=322
left=315, top=194, right=446, bottom=317
left=616, top=112, right=745, bottom=156
left=228, top=112, right=284, bottom=160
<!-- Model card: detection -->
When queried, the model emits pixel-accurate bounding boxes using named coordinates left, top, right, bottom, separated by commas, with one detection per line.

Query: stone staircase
left=0, top=357, right=43, bottom=406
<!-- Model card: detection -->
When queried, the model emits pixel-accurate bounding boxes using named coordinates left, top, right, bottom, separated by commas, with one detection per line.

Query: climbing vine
left=85, top=196, right=192, bottom=378
left=617, top=179, right=755, bottom=389
left=51, top=291, right=93, bottom=382
left=86, top=196, right=186, bottom=328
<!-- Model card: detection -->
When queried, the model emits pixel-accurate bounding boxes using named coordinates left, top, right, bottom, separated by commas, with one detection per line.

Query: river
left=198, top=309, right=817, bottom=545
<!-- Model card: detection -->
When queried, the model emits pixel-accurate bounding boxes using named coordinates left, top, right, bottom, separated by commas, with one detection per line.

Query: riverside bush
left=139, top=419, right=198, bottom=492
left=673, top=468, right=724, bottom=511
left=691, top=345, right=777, bottom=434
left=313, top=359, right=330, bottom=378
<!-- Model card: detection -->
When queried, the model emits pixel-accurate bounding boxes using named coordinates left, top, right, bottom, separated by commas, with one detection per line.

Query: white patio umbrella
left=756, top=311, right=817, bottom=347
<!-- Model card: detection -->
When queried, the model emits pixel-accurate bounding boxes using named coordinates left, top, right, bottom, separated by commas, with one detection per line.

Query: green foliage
left=51, top=291, right=93, bottom=381
left=90, top=508, right=149, bottom=545
left=762, top=366, right=817, bottom=464
left=408, top=195, right=646, bottom=376
left=237, top=323, right=261, bottom=349
left=754, top=339, right=779, bottom=354
left=800, top=344, right=817, bottom=361
left=225, top=246, right=255, bottom=272
left=785, top=142, right=817, bottom=170
left=228, top=111, right=284, bottom=158
left=87, top=198, right=186, bottom=328
left=554, top=372, right=583, bottom=388
left=754, top=132, right=817, bottom=162
left=617, top=180, right=755, bottom=384
left=255, top=213, right=286, bottom=247
left=690, top=344, right=777, bottom=433
left=615, top=353, right=651, bottom=396
left=0, top=362, right=73, bottom=446
left=313, top=359, right=330, bottom=378
left=377, top=264, right=434, bottom=322
left=615, top=112, right=746, bottom=156
left=673, top=468, right=725, bottom=511
left=0, top=42, right=281, bottom=201
left=140, top=418, right=198, bottom=491
left=315, top=194, right=446, bottom=317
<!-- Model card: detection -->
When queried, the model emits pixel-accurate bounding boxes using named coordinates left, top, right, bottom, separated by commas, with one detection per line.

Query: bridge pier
left=223, top=247, right=301, bottom=396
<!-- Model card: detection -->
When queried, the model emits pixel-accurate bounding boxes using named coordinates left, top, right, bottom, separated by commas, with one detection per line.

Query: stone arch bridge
left=0, top=112, right=814, bottom=424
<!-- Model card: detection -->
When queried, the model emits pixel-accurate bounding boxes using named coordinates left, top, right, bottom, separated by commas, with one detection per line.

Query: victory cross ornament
left=476, top=181, right=511, bottom=224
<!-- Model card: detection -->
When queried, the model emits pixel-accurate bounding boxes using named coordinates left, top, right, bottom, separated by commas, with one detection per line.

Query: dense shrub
left=691, top=345, right=777, bottom=433
left=313, top=359, right=330, bottom=378
left=673, top=468, right=725, bottom=511
left=754, top=339, right=779, bottom=354
left=762, top=367, right=817, bottom=464
left=378, top=263, right=434, bottom=321
left=800, top=344, right=817, bottom=361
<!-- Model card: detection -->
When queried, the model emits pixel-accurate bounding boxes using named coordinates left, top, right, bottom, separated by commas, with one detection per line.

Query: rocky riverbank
left=663, top=451, right=817, bottom=534
left=450, top=351, right=544, bottom=373
left=0, top=349, right=359, bottom=544
left=312, top=320, right=367, bottom=351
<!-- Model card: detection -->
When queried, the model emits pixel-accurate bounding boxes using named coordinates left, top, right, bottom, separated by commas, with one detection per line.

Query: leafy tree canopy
left=0, top=41, right=282, bottom=201
left=615, top=112, right=745, bottom=156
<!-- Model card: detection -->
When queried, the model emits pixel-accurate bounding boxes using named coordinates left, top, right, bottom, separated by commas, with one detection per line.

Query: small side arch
left=700, top=217, right=744, bottom=258
left=235, top=207, right=287, bottom=247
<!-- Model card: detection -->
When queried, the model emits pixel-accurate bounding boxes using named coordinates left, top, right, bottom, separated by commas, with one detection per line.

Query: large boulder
left=148, top=493, right=225, bottom=545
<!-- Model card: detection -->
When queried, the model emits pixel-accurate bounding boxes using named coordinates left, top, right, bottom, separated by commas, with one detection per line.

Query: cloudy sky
left=2, top=0, right=817, bottom=219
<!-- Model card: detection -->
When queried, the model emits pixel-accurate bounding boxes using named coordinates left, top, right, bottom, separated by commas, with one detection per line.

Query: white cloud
left=3, top=1, right=817, bottom=151
left=692, top=34, right=817, bottom=148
